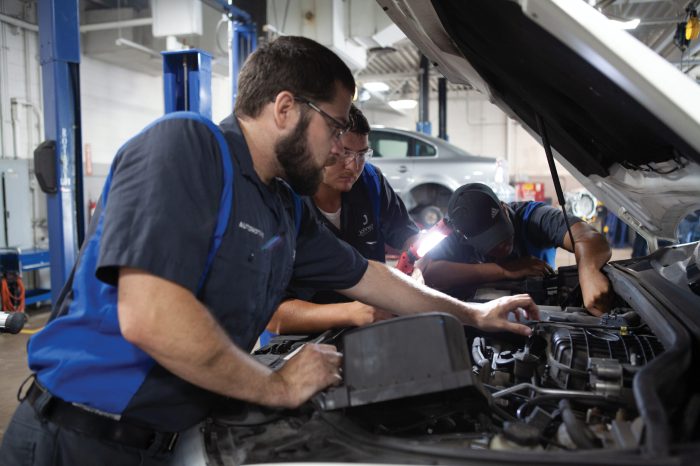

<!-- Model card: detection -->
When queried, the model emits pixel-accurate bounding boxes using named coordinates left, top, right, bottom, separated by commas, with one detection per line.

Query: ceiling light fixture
left=363, top=81, right=390, bottom=92
left=609, top=18, right=640, bottom=30
left=388, top=99, right=418, bottom=110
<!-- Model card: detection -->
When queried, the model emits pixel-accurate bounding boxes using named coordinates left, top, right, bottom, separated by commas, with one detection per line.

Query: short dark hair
left=348, top=104, right=370, bottom=135
left=235, top=36, right=355, bottom=118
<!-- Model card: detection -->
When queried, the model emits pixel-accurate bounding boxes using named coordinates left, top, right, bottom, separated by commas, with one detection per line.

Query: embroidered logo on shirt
left=238, top=221, right=264, bottom=239
left=491, top=207, right=499, bottom=219
left=358, top=224, right=374, bottom=237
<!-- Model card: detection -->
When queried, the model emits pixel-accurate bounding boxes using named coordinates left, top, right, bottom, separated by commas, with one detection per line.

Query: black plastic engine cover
left=316, top=313, right=487, bottom=410
left=548, top=327, right=664, bottom=390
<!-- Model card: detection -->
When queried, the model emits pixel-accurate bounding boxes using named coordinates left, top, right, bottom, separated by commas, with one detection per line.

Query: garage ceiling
left=354, top=0, right=700, bottom=101
left=50, top=0, right=700, bottom=92
left=595, top=0, right=700, bottom=68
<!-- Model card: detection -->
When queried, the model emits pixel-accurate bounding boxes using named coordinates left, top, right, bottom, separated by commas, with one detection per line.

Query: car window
left=370, top=131, right=438, bottom=158
left=369, top=132, right=410, bottom=159
left=415, top=140, right=437, bottom=157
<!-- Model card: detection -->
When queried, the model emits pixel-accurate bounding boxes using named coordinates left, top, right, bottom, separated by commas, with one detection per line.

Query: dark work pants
left=0, top=400, right=171, bottom=466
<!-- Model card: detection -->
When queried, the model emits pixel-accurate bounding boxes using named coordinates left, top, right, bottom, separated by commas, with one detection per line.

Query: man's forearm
left=575, top=238, right=611, bottom=272
left=565, top=222, right=614, bottom=315
left=342, top=261, right=540, bottom=336
left=570, top=224, right=612, bottom=273
left=118, top=269, right=289, bottom=408
left=421, top=260, right=506, bottom=290
left=268, top=299, right=361, bottom=334
left=340, top=261, right=480, bottom=326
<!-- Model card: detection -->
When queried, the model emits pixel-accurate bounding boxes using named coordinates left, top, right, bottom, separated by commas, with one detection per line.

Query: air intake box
left=316, top=312, right=486, bottom=410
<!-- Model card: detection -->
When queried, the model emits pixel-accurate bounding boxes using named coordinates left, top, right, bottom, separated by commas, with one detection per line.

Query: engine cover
left=548, top=327, right=664, bottom=391
left=316, top=313, right=489, bottom=410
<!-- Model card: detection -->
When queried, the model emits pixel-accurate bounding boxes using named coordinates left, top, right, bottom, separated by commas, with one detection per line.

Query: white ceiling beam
left=80, top=17, right=153, bottom=33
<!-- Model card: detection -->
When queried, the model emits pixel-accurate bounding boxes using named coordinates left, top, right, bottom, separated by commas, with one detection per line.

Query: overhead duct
left=266, top=0, right=403, bottom=71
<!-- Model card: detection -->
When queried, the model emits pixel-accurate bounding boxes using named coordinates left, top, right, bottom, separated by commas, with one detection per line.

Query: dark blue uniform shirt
left=288, top=165, right=418, bottom=304
left=427, top=201, right=582, bottom=264
left=28, top=115, right=368, bottom=431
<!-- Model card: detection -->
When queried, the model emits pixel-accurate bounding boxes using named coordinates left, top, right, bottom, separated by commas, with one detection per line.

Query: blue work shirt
left=28, top=115, right=368, bottom=432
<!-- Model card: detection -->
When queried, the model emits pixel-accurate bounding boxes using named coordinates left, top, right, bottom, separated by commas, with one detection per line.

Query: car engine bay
left=176, top=248, right=699, bottom=465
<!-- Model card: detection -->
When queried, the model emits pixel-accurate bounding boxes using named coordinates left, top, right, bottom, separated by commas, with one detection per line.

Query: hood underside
left=377, top=0, right=700, bottom=241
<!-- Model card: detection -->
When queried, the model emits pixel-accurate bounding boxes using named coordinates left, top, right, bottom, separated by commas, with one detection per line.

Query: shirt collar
left=219, top=113, right=258, bottom=180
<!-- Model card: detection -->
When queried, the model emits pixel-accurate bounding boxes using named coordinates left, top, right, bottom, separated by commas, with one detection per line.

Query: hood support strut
left=535, top=114, right=576, bottom=250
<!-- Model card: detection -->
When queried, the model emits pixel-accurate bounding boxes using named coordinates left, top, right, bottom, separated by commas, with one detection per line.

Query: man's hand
left=563, top=222, right=613, bottom=317
left=500, top=257, right=554, bottom=280
left=579, top=268, right=613, bottom=316
left=350, top=302, right=395, bottom=327
left=274, top=343, right=343, bottom=408
left=469, top=294, right=540, bottom=336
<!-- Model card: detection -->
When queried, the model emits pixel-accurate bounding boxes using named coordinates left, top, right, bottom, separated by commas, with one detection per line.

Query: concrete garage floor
left=0, top=306, right=51, bottom=443
left=0, top=249, right=633, bottom=444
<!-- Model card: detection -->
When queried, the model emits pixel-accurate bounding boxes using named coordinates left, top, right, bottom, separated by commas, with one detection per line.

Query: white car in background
left=368, top=126, right=500, bottom=226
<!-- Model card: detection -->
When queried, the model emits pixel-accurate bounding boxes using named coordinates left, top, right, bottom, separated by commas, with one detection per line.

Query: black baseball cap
left=445, top=183, right=514, bottom=255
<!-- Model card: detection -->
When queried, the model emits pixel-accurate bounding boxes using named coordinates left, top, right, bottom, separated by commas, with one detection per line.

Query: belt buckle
left=151, top=431, right=179, bottom=453
left=166, top=432, right=179, bottom=452
left=17, top=374, right=38, bottom=402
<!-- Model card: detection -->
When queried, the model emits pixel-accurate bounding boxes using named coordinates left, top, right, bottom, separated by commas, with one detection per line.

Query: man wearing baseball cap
left=421, top=183, right=613, bottom=316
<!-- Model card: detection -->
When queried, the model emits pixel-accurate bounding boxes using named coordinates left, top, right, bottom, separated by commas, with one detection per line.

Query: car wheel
left=417, top=205, right=443, bottom=228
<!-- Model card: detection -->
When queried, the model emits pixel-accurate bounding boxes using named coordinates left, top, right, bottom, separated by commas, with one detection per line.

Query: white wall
left=80, top=56, right=162, bottom=165
left=0, top=11, right=42, bottom=160
left=0, top=7, right=235, bottom=250
left=81, top=59, right=232, bottom=167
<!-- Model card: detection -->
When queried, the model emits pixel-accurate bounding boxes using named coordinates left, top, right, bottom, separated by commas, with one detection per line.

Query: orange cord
left=1, top=276, right=25, bottom=312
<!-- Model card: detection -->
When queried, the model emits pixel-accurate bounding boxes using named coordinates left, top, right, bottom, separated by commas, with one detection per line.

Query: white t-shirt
left=318, top=206, right=342, bottom=229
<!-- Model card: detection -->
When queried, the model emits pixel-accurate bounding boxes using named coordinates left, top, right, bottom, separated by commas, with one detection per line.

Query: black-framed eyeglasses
left=294, top=96, right=350, bottom=141
left=339, top=147, right=374, bottom=165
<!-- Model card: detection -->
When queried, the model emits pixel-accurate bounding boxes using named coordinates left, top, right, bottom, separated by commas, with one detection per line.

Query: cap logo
left=491, top=207, right=499, bottom=219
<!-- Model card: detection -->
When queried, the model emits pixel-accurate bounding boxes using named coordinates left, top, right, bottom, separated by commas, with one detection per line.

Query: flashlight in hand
left=396, top=219, right=453, bottom=275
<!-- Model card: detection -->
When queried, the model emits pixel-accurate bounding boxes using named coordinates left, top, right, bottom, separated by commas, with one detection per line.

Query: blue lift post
left=200, top=0, right=256, bottom=107
left=37, top=0, right=84, bottom=304
left=231, top=21, right=257, bottom=106
left=162, top=50, right=213, bottom=118
left=416, top=55, right=432, bottom=135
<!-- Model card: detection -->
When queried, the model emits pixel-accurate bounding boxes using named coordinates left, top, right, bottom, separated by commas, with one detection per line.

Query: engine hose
left=559, top=399, right=601, bottom=449
left=471, top=337, right=490, bottom=368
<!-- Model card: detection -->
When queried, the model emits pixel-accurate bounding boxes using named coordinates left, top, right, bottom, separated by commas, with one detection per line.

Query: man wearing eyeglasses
left=2, top=37, right=539, bottom=466
left=266, top=105, right=419, bottom=334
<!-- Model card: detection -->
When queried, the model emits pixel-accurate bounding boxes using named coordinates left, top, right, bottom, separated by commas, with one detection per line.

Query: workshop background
left=1, top=0, right=699, bottom=442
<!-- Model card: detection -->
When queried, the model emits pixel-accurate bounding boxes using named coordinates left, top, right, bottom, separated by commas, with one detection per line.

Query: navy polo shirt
left=427, top=201, right=582, bottom=264
left=288, top=165, right=418, bottom=304
left=28, top=114, right=368, bottom=431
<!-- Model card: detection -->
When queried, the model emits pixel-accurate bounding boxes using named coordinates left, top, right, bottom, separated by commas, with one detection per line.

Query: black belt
left=24, top=380, right=179, bottom=453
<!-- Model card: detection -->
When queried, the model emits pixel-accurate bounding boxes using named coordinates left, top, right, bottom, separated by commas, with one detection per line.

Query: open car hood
left=377, top=0, right=700, bottom=245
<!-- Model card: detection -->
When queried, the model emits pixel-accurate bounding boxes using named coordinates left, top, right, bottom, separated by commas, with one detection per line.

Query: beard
left=275, top=115, right=324, bottom=196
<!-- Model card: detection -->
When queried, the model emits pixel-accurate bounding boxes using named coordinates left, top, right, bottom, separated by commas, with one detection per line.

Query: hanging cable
left=1, top=274, right=25, bottom=312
